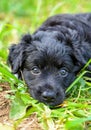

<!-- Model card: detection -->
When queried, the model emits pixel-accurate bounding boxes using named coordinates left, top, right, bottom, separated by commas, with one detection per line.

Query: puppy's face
left=8, top=32, right=81, bottom=106
left=21, top=32, right=80, bottom=106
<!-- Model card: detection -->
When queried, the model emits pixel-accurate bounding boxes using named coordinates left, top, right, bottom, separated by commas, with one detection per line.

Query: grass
left=0, top=0, right=91, bottom=129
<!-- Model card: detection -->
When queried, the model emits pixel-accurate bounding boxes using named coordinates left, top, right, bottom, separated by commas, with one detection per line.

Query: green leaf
left=73, top=110, right=87, bottom=118
left=9, top=92, right=30, bottom=120
left=20, top=93, right=34, bottom=105
left=65, top=117, right=91, bottom=130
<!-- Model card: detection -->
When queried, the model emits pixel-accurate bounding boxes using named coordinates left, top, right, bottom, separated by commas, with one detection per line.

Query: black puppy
left=8, top=13, right=91, bottom=106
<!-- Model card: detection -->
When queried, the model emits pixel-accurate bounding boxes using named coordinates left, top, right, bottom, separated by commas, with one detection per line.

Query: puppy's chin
left=42, top=100, right=65, bottom=107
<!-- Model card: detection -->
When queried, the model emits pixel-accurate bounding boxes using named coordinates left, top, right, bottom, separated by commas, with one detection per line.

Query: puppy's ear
left=73, top=42, right=91, bottom=70
left=8, top=34, right=32, bottom=76
left=68, top=29, right=91, bottom=70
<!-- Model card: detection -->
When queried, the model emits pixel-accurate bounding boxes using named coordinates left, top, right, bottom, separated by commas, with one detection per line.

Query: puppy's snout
left=42, top=91, right=55, bottom=102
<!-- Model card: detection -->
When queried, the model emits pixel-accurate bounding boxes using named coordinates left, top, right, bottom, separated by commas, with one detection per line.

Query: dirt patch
left=17, top=113, right=42, bottom=130
left=0, top=83, right=10, bottom=123
left=0, top=83, right=43, bottom=130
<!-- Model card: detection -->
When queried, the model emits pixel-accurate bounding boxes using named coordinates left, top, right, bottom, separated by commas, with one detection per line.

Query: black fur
left=8, top=13, right=91, bottom=106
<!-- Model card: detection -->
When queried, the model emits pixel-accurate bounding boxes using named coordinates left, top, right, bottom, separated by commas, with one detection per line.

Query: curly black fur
left=8, top=13, right=91, bottom=106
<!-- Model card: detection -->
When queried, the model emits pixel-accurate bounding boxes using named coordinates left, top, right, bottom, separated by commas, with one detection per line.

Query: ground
left=0, top=83, right=43, bottom=130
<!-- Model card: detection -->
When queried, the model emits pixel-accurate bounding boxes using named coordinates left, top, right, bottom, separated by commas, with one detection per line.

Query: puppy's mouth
left=29, top=88, right=65, bottom=107
left=36, top=94, right=65, bottom=107
left=41, top=99, right=64, bottom=107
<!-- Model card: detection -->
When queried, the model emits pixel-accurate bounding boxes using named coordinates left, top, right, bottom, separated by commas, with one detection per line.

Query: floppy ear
left=73, top=41, right=91, bottom=70
left=67, top=28, right=91, bottom=70
left=8, top=34, right=32, bottom=77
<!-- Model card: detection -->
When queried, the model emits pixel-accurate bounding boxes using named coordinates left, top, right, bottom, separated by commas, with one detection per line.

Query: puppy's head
left=8, top=31, right=89, bottom=106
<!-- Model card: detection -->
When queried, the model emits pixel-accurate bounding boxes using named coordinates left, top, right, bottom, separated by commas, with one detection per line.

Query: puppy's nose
left=42, top=91, right=55, bottom=101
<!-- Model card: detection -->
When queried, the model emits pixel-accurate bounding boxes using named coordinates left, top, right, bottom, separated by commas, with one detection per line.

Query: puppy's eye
left=31, top=66, right=41, bottom=75
left=59, top=68, right=68, bottom=77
